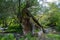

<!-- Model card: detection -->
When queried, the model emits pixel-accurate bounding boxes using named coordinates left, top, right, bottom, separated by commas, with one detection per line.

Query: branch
left=23, top=8, right=45, bottom=33
left=21, top=0, right=45, bottom=33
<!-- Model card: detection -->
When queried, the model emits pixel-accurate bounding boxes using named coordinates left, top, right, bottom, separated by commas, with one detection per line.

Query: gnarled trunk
left=21, top=8, right=32, bottom=35
left=17, top=0, right=45, bottom=36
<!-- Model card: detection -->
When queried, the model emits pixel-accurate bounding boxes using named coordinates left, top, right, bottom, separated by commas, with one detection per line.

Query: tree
left=0, top=0, right=45, bottom=36
left=18, top=0, right=46, bottom=36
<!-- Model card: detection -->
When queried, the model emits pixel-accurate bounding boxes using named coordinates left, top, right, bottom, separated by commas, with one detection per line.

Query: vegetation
left=0, top=0, right=60, bottom=40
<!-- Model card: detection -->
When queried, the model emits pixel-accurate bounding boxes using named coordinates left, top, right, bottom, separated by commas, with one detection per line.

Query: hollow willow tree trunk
left=20, top=4, right=33, bottom=35
left=17, top=0, right=32, bottom=35
left=21, top=0, right=45, bottom=34
left=21, top=11, right=32, bottom=35
left=17, top=0, right=33, bottom=35
left=17, top=0, right=45, bottom=36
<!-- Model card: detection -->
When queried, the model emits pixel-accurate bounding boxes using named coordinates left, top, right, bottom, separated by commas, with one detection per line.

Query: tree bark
left=18, top=0, right=45, bottom=35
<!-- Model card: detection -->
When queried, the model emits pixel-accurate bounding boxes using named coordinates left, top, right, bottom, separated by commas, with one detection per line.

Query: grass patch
left=46, top=33, right=60, bottom=40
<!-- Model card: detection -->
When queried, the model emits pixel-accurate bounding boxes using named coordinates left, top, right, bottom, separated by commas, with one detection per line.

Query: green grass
left=46, top=33, right=60, bottom=40
left=0, top=34, right=15, bottom=40
left=0, top=33, right=60, bottom=40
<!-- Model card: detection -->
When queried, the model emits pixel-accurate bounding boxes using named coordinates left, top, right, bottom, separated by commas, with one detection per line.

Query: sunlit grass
left=46, top=33, right=60, bottom=40
left=0, top=33, right=60, bottom=40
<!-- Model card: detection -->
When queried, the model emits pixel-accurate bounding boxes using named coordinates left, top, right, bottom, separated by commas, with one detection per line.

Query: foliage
left=47, top=34, right=60, bottom=40
left=0, top=0, right=60, bottom=40
left=0, top=34, right=15, bottom=40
